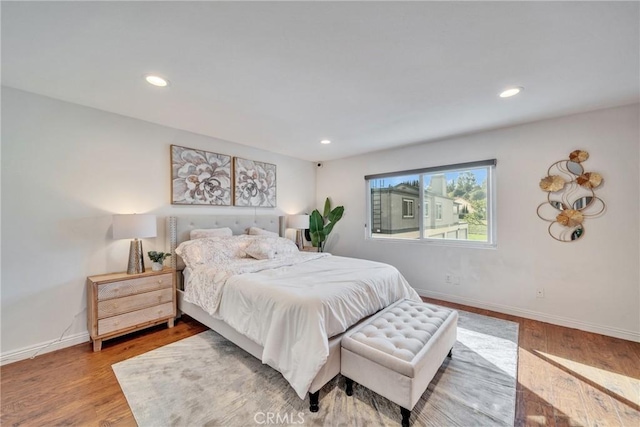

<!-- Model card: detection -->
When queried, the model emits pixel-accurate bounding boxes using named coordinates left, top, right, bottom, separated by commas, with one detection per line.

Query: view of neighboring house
left=371, top=174, right=468, bottom=239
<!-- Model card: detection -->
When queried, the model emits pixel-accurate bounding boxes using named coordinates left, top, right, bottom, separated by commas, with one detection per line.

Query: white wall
left=1, top=87, right=316, bottom=361
left=318, top=104, right=640, bottom=341
left=2, top=88, right=637, bottom=364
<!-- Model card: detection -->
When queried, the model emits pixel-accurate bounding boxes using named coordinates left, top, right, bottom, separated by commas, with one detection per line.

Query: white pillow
left=247, top=227, right=279, bottom=237
left=190, top=227, right=233, bottom=240
left=175, top=237, right=231, bottom=268
left=175, top=235, right=253, bottom=268
left=245, top=236, right=298, bottom=260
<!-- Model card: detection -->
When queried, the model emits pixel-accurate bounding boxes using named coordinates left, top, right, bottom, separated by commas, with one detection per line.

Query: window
left=435, top=203, right=443, bottom=220
left=366, top=160, right=496, bottom=246
left=402, top=199, right=414, bottom=218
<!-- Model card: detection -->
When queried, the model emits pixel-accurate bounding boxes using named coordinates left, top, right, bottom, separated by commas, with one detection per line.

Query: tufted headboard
left=166, top=215, right=284, bottom=271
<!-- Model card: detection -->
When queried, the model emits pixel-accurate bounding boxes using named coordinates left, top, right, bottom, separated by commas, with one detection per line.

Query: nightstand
left=300, top=246, right=321, bottom=252
left=87, top=268, right=176, bottom=351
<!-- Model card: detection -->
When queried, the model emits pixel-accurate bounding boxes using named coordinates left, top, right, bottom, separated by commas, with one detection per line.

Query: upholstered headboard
left=166, top=215, right=284, bottom=271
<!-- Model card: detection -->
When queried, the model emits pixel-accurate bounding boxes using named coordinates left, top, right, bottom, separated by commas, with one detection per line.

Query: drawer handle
left=157, top=280, right=163, bottom=284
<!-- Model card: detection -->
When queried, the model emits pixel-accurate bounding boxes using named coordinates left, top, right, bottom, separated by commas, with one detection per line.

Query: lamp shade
left=113, top=214, right=157, bottom=239
left=287, top=214, right=310, bottom=230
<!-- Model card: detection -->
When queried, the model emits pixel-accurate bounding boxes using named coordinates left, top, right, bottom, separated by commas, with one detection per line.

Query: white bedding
left=184, top=253, right=420, bottom=399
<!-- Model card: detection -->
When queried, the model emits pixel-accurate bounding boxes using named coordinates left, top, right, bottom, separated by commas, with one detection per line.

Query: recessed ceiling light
left=145, top=75, right=169, bottom=87
left=320, top=139, right=331, bottom=145
left=499, top=87, right=523, bottom=98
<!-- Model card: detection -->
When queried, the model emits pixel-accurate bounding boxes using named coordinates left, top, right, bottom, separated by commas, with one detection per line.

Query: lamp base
left=127, top=239, right=145, bottom=274
left=295, top=229, right=304, bottom=250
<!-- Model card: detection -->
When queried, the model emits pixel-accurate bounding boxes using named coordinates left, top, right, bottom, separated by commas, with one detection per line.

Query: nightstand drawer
left=97, top=288, right=173, bottom=318
left=98, top=302, right=174, bottom=335
left=97, top=273, right=172, bottom=301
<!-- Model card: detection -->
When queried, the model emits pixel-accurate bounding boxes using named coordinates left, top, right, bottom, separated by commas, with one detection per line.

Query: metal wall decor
left=537, top=150, right=605, bottom=242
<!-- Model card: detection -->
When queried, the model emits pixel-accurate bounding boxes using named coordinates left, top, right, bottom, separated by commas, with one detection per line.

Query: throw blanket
left=185, top=253, right=420, bottom=398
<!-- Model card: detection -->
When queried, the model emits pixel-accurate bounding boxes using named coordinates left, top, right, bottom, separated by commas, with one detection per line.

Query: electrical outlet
left=453, top=276, right=460, bottom=285
left=445, top=274, right=452, bottom=284
left=536, top=288, right=545, bottom=298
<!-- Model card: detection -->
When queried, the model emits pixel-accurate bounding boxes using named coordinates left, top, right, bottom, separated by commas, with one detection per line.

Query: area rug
left=112, top=310, right=518, bottom=426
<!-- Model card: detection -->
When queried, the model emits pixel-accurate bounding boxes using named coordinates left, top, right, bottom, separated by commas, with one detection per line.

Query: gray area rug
left=113, top=310, right=518, bottom=426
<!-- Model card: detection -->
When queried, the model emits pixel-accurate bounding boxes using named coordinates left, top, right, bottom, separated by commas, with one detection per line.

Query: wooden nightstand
left=87, top=268, right=176, bottom=351
left=300, top=246, right=321, bottom=252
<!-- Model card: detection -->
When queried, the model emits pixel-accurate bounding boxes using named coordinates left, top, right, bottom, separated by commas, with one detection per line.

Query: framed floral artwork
left=171, top=145, right=232, bottom=206
left=233, top=157, right=277, bottom=207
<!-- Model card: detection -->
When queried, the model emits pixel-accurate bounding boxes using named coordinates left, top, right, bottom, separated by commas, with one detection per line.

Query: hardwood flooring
left=1, top=300, right=638, bottom=426
left=426, top=298, right=639, bottom=427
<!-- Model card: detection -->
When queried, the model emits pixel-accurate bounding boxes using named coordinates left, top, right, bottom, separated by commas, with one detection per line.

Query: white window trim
left=365, top=161, right=497, bottom=249
left=402, top=198, right=414, bottom=218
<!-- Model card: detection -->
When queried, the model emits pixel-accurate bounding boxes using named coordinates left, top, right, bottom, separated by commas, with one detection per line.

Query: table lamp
left=113, top=214, right=157, bottom=274
left=287, top=214, right=310, bottom=250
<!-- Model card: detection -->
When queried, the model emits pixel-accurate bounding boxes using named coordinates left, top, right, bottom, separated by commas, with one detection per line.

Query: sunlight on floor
left=519, top=347, right=640, bottom=425
left=459, top=327, right=518, bottom=378
left=535, top=350, right=640, bottom=406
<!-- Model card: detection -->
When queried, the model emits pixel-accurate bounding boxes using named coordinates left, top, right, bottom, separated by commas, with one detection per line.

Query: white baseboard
left=416, top=288, right=640, bottom=343
left=1, top=331, right=90, bottom=366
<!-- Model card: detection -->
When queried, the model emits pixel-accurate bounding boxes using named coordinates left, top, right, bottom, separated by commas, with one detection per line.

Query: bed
left=166, top=215, right=420, bottom=411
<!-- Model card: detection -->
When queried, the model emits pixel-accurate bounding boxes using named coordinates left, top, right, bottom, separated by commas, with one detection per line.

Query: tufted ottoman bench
left=341, top=299, right=458, bottom=427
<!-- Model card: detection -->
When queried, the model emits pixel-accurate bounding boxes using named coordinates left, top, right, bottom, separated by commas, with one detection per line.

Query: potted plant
left=148, top=251, right=171, bottom=271
left=309, top=197, right=344, bottom=252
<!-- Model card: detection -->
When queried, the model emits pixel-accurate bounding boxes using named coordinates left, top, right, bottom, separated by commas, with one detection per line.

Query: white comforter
left=184, top=253, right=420, bottom=399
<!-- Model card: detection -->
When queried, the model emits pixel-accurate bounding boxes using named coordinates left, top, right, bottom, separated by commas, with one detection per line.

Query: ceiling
left=2, top=2, right=638, bottom=162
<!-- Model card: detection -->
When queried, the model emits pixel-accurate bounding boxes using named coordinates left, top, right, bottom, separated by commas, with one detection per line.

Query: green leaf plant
left=309, top=197, right=344, bottom=252
left=148, top=251, right=171, bottom=263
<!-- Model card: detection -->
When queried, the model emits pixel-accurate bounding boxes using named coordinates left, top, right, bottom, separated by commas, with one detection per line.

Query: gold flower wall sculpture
left=539, top=175, right=566, bottom=192
left=576, top=172, right=603, bottom=189
left=556, top=209, right=584, bottom=227
left=536, top=150, right=605, bottom=242
left=569, top=149, right=589, bottom=163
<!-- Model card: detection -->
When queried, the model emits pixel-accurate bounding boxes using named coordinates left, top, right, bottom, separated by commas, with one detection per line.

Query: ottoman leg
left=345, top=377, right=354, bottom=396
left=401, top=407, right=411, bottom=427
left=309, top=391, right=320, bottom=412
left=448, top=348, right=453, bottom=358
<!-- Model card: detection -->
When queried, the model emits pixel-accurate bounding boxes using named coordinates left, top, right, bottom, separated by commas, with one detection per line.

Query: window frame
left=365, top=160, right=497, bottom=248
left=402, top=198, right=415, bottom=219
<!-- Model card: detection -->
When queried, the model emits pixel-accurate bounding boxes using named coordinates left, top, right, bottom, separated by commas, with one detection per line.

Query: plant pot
left=151, top=262, right=164, bottom=271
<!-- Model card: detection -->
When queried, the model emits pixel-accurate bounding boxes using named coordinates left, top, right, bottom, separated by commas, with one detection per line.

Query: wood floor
left=1, top=299, right=638, bottom=426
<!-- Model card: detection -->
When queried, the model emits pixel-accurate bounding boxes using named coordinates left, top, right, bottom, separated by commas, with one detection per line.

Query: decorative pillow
left=247, top=227, right=279, bottom=237
left=176, top=235, right=266, bottom=268
left=245, top=236, right=299, bottom=260
left=226, top=235, right=257, bottom=258
left=175, top=237, right=232, bottom=269
left=190, top=227, right=233, bottom=240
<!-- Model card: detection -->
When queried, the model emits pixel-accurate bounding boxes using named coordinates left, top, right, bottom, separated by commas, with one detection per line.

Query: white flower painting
left=171, top=145, right=232, bottom=206
left=234, top=157, right=277, bottom=207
